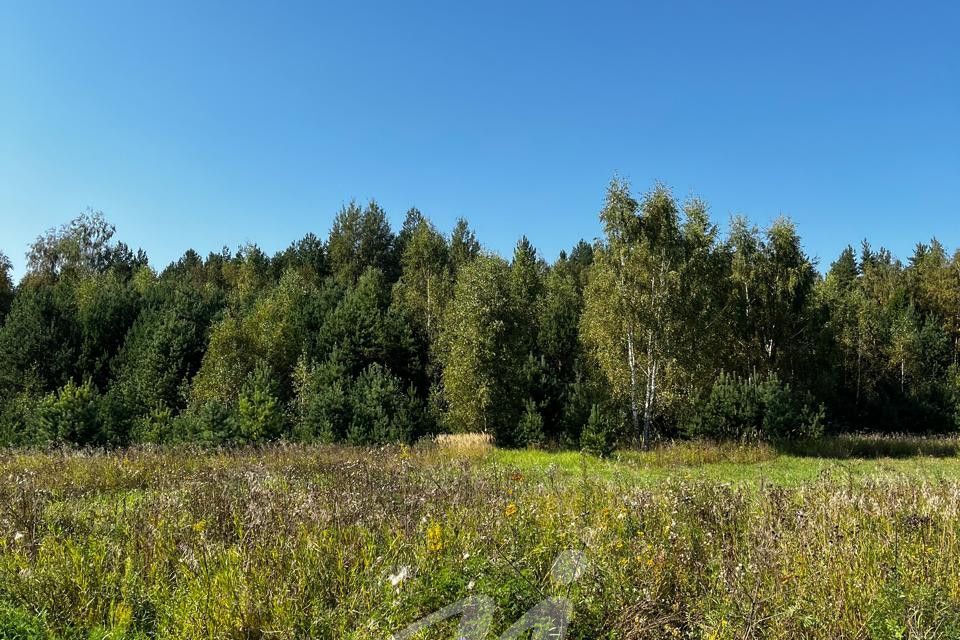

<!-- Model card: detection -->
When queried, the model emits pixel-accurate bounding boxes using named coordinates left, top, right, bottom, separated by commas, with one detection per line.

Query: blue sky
left=1, top=1, right=957, bottom=279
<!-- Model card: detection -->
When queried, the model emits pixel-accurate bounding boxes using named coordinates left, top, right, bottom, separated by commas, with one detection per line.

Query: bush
left=686, top=372, right=824, bottom=442
left=130, top=403, right=175, bottom=444
left=174, top=401, right=236, bottom=444
left=36, top=378, right=103, bottom=445
left=0, top=391, right=47, bottom=446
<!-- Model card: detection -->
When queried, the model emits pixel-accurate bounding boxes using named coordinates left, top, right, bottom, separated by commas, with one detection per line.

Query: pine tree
left=449, top=218, right=480, bottom=275
left=327, top=201, right=397, bottom=284
left=0, top=251, right=12, bottom=323
left=236, top=364, right=285, bottom=443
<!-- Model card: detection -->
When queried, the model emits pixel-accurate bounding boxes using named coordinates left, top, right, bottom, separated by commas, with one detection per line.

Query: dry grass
left=431, top=432, right=494, bottom=457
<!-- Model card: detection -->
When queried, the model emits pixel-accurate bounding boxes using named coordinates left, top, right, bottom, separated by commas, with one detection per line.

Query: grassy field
left=2, top=438, right=960, bottom=639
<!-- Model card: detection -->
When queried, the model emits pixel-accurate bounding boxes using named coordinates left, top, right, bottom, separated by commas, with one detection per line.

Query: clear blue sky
left=1, top=0, right=957, bottom=279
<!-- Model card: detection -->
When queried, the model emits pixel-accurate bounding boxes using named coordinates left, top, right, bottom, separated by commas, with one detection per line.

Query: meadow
left=3, top=438, right=960, bottom=639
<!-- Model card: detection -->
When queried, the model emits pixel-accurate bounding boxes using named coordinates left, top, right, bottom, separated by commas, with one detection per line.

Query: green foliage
left=236, top=364, right=286, bottom=443
left=0, top=281, right=81, bottom=395
left=189, top=269, right=313, bottom=407
left=110, top=280, right=223, bottom=420
left=36, top=378, right=103, bottom=445
left=439, top=255, right=526, bottom=443
left=75, top=270, right=142, bottom=388
left=347, top=363, right=422, bottom=444
left=294, top=357, right=424, bottom=445
left=130, top=404, right=175, bottom=444
left=583, top=179, right=722, bottom=448
left=293, top=355, right=351, bottom=442
left=174, top=401, right=236, bottom=444
left=538, top=251, right=594, bottom=444
left=392, top=213, right=450, bottom=347
left=0, top=390, right=46, bottom=446
left=579, top=404, right=615, bottom=457
left=516, top=399, right=544, bottom=448
left=686, top=372, right=824, bottom=441
left=272, top=233, right=327, bottom=282
left=314, top=268, right=419, bottom=382
left=25, top=210, right=142, bottom=282
left=0, top=602, right=48, bottom=640
left=327, top=201, right=397, bottom=284
left=0, top=250, right=13, bottom=323
left=448, top=218, right=480, bottom=275
left=3, top=185, right=960, bottom=448
left=726, top=216, right=818, bottom=377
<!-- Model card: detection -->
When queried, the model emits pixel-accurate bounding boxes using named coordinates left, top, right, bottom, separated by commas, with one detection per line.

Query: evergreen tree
left=327, top=201, right=397, bottom=284
left=0, top=251, right=12, bottom=323
left=829, top=245, right=859, bottom=290
left=236, top=364, right=286, bottom=443
left=36, top=378, right=102, bottom=445
left=1, top=181, right=959, bottom=447
left=537, top=252, right=590, bottom=442
left=272, top=233, right=327, bottom=282
left=347, top=363, right=422, bottom=444
left=449, top=217, right=480, bottom=275
left=110, top=278, right=223, bottom=423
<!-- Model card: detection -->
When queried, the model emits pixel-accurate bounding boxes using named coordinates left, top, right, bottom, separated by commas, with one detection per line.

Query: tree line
left=1, top=178, right=958, bottom=451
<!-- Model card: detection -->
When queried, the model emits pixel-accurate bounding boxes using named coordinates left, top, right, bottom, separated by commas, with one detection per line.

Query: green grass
left=3, top=439, right=960, bottom=638
left=490, top=438, right=960, bottom=487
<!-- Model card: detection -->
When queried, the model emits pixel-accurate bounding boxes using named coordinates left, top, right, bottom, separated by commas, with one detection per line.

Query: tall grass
left=778, top=433, right=960, bottom=459
left=0, top=444, right=959, bottom=638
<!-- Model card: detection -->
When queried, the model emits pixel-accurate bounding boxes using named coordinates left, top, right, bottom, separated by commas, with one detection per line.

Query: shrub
left=295, top=357, right=426, bottom=445
left=130, top=403, right=175, bottom=444
left=0, top=391, right=47, bottom=446
left=174, top=401, right=236, bottom=444
left=36, top=378, right=103, bottom=445
left=686, top=372, right=824, bottom=441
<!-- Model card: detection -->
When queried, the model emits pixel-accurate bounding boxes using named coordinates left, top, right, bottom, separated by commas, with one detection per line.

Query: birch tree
left=727, top=216, right=817, bottom=378
left=439, top=255, right=525, bottom=442
left=393, top=214, right=451, bottom=344
left=581, top=179, right=685, bottom=449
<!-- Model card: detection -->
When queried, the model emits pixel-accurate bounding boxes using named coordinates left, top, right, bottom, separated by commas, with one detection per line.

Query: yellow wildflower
left=426, top=522, right=443, bottom=552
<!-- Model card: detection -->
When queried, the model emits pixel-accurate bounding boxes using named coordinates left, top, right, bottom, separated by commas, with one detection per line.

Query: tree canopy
left=1, top=185, right=959, bottom=449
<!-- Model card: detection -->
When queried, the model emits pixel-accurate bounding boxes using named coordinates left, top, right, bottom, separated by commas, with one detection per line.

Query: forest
left=1, top=178, right=958, bottom=451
